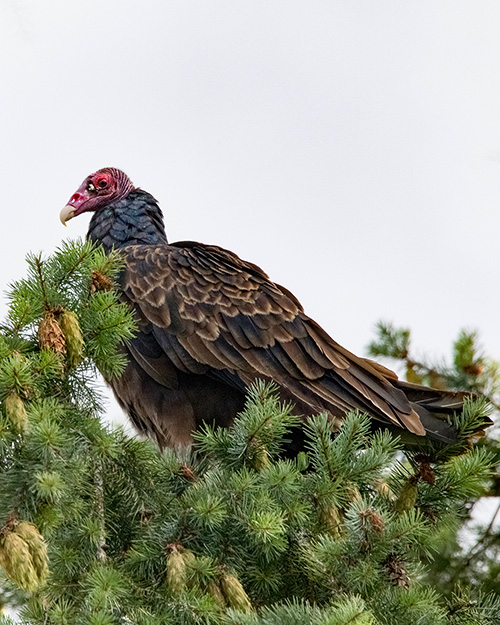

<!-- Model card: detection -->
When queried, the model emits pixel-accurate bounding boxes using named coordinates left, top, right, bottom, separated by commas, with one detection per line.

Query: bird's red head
left=60, top=168, right=135, bottom=226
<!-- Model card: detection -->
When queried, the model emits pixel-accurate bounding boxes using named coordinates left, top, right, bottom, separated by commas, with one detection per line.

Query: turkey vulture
left=60, top=167, right=476, bottom=450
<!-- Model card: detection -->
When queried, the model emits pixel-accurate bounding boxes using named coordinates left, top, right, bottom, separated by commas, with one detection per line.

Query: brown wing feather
left=119, top=242, right=426, bottom=436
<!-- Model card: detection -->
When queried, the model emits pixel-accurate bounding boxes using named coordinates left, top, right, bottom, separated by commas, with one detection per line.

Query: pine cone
left=207, top=580, right=226, bottom=607
left=385, top=554, right=410, bottom=588
left=90, top=271, right=113, bottom=294
left=59, top=311, right=84, bottom=368
left=0, top=531, right=39, bottom=592
left=15, top=522, right=49, bottom=585
left=180, top=463, right=197, bottom=482
left=4, top=392, right=28, bottom=432
left=368, top=508, right=385, bottom=534
left=39, top=313, right=66, bottom=355
left=394, top=476, right=418, bottom=514
left=415, top=456, right=435, bottom=486
left=462, top=363, right=483, bottom=376
left=220, top=572, right=252, bottom=612
left=165, top=544, right=187, bottom=594
left=320, top=504, right=342, bottom=537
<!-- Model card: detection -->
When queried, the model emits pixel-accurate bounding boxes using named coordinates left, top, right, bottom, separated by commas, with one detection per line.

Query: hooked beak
left=60, top=181, right=92, bottom=226
left=60, top=205, right=75, bottom=226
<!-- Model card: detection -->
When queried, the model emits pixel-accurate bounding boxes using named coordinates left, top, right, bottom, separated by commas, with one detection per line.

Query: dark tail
left=394, top=379, right=487, bottom=444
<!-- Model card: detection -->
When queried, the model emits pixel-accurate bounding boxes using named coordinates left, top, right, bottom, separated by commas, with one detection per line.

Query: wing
left=119, top=241, right=426, bottom=436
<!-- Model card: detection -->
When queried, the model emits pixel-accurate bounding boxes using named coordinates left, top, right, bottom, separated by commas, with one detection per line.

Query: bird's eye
left=97, top=178, right=108, bottom=188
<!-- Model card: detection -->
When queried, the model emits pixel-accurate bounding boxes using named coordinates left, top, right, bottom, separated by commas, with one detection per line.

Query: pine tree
left=0, top=241, right=497, bottom=624
left=368, top=321, right=500, bottom=598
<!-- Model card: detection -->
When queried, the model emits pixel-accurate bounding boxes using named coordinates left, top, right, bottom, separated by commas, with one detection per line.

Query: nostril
left=70, top=193, right=82, bottom=204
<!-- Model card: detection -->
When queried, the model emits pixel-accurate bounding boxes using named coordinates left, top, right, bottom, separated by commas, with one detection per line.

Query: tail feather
left=361, top=358, right=472, bottom=444
left=410, top=404, right=457, bottom=444
left=392, top=379, right=493, bottom=444
left=395, top=379, right=468, bottom=413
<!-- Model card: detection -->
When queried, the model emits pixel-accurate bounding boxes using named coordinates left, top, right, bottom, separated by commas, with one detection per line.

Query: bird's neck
left=87, top=189, right=169, bottom=252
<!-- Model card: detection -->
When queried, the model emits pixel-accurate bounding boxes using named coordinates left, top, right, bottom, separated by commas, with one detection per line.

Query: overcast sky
left=2, top=3, right=500, bottom=430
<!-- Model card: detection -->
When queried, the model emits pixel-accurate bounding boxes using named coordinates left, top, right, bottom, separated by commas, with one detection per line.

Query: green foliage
left=368, top=322, right=500, bottom=405
left=367, top=322, right=410, bottom=361
left=0, top=243, right=496, bottom=622
left=368, top=320, right=500, bottom=598
left=5, top=238, right=135, bottom=387
left=193, top=380, right=301, bottom=468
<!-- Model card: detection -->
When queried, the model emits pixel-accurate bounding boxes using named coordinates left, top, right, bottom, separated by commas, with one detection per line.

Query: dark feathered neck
left=87, top=189, right=168, bottom=252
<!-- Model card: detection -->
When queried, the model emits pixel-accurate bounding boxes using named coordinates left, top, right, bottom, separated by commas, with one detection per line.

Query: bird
left=59, top=167, right=478, bottom=450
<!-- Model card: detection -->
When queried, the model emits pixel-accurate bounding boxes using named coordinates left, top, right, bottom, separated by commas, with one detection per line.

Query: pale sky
left=2, top=3, right=500, bottom=424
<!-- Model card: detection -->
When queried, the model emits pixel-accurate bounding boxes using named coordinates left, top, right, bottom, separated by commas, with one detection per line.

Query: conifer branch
left=34, top=256, right=49, bottom=310
left=0, top=245, right=495, bottom=622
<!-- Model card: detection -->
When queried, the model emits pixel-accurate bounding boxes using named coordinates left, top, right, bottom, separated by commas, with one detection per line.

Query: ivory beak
left=60, top=205, right=75, bottom=226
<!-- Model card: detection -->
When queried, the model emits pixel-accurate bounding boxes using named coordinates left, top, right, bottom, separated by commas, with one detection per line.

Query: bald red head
left=60, top=167, right=135, bottom=225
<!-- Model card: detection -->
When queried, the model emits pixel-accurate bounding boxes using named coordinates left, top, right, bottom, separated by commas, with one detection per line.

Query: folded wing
left=119, top=241, right=430, bottom=439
